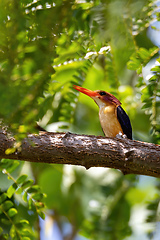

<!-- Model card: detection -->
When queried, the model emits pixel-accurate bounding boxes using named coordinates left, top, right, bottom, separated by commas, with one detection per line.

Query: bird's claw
left=116, top=132, right=127, bottom=139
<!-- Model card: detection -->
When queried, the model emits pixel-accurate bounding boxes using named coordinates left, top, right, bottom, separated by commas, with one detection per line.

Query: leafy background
left=0, top=0, right=160, bottom=239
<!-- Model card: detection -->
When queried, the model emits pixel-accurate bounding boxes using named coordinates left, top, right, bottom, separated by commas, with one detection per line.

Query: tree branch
left=0, top=130, right=160, bottom=178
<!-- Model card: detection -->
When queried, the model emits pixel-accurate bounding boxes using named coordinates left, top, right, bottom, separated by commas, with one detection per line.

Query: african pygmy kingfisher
left=73, top=85, right=132, bottom=140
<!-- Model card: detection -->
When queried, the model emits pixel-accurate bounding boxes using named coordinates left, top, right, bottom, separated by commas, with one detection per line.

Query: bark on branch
left=0, top=130, right=160, bottom=178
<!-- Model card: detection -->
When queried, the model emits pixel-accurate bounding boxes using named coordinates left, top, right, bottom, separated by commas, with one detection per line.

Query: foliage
left=0, top=0, right=160, bottom=239
left=0, top=159, right=45, bottom=239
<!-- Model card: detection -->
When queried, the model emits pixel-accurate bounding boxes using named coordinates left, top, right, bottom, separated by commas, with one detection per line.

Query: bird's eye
left=99, top=91, right=106, bottom=96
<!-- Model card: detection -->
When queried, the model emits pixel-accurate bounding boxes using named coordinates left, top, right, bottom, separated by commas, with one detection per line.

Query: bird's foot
left=116, top=132, right=127, bottom=139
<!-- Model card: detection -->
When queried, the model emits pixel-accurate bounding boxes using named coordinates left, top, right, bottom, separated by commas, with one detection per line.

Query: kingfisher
left=73, top=85, right=132, bottom=140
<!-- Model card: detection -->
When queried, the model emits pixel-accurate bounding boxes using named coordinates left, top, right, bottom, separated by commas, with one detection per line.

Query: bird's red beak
left=73, top=85, right=99, bottom=97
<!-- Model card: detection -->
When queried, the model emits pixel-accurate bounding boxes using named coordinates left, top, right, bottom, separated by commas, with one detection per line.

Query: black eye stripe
left=99, top=91, right=106, bottom=96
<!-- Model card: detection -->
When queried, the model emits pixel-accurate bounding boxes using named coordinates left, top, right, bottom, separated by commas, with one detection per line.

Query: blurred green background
left=0, top=0, right=160, bottom=239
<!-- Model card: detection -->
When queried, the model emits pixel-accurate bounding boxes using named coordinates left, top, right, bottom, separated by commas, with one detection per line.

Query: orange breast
left=99, top=105, right=123, bottom=138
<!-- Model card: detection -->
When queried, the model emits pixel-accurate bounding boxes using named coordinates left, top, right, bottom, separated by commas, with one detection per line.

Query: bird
left=73, top=85, right=132, bottom=140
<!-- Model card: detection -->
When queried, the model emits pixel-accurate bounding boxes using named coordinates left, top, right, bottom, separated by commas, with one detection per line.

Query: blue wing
left=117, top=106, right=132, bottom=140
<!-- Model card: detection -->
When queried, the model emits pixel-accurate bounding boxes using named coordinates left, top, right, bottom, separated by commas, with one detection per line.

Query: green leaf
left=35, top=201, right=45, bottom=208
left=32, top=192, right=44, bottom=201
left=5, top=148, right=16, bottom=155
left=18, top=228, right=31, bottom=236
left=7, top=183, right=17, bottom=198
left=28, top=198, right=32, bottom=210
left=15, top=219, right=29, bottom=229
left=1, top=218, right=11, bottom=225
left=21, top=180, right=34, bottom=190
left=7, top=208, right=18, bottom=217
left=21, top=238, right=31, bottom=240
left=148, top=75, right=158, bottom=81
left=142, top=102, right=152, bottom=109
left=0, top=159, right=19, bottom=173
left=1, top=200, right=14, bottom=211
left=6, top=161, right=20, bottom=173
left=9, top=225, right=16, bottom=239
left=0, top=208, right=3, bottom=215
left=16, top=187, right=23, bottom=195
left=0, top=193, right=7, bottom=204
left=138, top=48, right=150, bottom=60
left=1, top=233, right=9, bottom=239
left=27, top=185, right=40, bottom=194
left=0, top=227, right=3, bottom=234
left=22, top=192, right=28, bottom=203
left=17, top=174, right=28, bottom=184
left=127, top=55, right=141, bottom=71
left=37, top=209, right=45, bottom=220
left=151, top=66, right=160, bottom=72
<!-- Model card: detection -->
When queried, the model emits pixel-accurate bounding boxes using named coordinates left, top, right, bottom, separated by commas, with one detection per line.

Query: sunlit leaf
left=5, top=148, right=16, bottom=155
left=37, top=209, right=45, bottom=220
left=22, top=192, right=28, bottom=203
left=7, top=208, right=17, bottom=218
left=7, top=183, right=17, bottom=198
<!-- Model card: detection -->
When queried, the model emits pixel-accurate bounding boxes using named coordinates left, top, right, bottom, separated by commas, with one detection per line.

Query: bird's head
left=73, top=85, right=121, bottom=107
